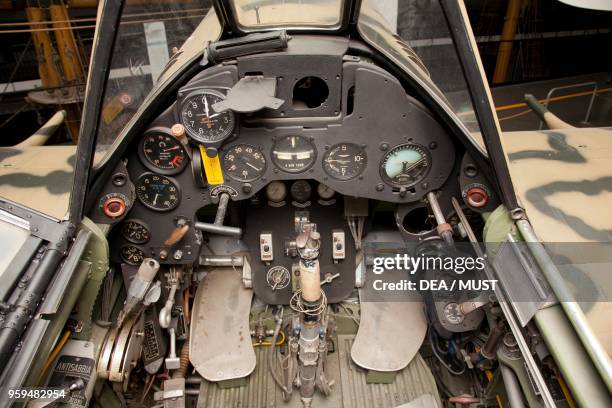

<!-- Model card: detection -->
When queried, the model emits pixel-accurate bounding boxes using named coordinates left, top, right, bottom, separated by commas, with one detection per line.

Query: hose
left=427, top=326, right=466, bottom=376
left=253, top=330, right=285, bottom=347
left=268, top=311, right=291, bottom=395
left=37, top=330, right=71, bottom=384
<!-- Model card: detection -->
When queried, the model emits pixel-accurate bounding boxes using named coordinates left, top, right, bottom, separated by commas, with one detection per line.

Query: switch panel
left=260, top=232, right=274, bottom=262
left=332, top=230, right=345, bottom=260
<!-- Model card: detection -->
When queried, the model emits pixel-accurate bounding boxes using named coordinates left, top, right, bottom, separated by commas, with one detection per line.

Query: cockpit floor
left=196, top=334, right=441, bottom=408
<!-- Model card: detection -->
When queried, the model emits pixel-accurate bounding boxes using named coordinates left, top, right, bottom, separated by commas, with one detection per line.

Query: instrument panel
left=103, top=54, right=460, bottom=267
left=162, top=61, right=455, bottom=205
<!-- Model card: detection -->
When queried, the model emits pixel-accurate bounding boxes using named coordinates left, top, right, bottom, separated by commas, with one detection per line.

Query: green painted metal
left=497, top=352, right=542, bottom=408
left=71, top=219, right=110, bottom=341
left=535, top=306, right=611, bottom=407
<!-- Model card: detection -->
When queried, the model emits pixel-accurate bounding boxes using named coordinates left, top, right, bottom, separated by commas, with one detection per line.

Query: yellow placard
left=199, top=145, right=224, bottom=185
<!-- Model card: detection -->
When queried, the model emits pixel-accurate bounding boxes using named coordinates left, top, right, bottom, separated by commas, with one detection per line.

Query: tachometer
left=380, top=144, right=430, bottom=187
left=271, top=135, right=316, bottom=173
left=139, top=130, right=188, bottom=175
left=222, top=144, right=266, bottom=182
left=323, top=143, right=367, bottom=180
left=121, top=219, right=150, bottom=244
left=135, top=173, right=180, bottom=211
left=180, top=90, right=235, bottom=143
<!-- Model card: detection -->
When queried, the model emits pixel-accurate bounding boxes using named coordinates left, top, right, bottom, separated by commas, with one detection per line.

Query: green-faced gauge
left=380, top=144, right=430, bottom=187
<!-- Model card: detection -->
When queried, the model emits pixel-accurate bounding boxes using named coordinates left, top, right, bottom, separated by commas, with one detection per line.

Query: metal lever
left=165, top=327, right=180, bottom=370
left=194, top=193, right=242, bottom=237
left=427, top=192, right=454, bottom=244
left=321, top=273, right=340, bottom=285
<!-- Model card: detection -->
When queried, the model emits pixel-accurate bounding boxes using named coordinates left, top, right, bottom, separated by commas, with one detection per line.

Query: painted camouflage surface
left=503, top=127, right=612, bottom=355
left=0, top=146, right=76, bottom=220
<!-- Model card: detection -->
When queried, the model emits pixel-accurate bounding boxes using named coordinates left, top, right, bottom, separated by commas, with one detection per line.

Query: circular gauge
left=180, top=90, right=235, bottom=143
left=380, top=144, right=430, bottom=187
left=267, top=266, right=291, bottom=290
left=222, top=144, right=266, bottom=182
left=135, top=173, right=181, bottom=212
left=271, top=135, right=316, bottom=173
left=290, top=180, right=312, bottom=203
left=266, top=181, right=287, bottom=203
left=121, top=219, right=150, bottom=244
left=317, top=183, right=335, bottom=200
left=323, top=143, right=367, bottom=180
left=120, top=245, right=145, bottom=265
left=139, top=131, right=188, bottom=175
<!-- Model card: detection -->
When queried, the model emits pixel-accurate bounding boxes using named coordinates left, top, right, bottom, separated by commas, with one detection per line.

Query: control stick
left=194, top=193, right=242, bottom=237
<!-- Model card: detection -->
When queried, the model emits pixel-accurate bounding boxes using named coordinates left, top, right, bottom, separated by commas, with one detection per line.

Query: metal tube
left=214, top=193, right=230, bottom=226
left=199, top=255, right=243, bottom=267
left=194, top=222, right=242, bottom=237
left=500, top=364, right=526, bottom=408
left=426, top=192, right=453, bottom=244
left=516, top=220, right=612, bottom=392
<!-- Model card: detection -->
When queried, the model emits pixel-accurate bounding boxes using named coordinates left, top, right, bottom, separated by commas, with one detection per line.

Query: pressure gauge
left=266, top=181, right=287, bottom=203
left=317, top=183, right=335, bottom=200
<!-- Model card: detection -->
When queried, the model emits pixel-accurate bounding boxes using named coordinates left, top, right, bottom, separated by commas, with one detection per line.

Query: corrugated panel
left=337, top=335, right=442, bottom=408
left=197, top=346, right=277, bottom=408
left=197, top=335, right=440, bottom=408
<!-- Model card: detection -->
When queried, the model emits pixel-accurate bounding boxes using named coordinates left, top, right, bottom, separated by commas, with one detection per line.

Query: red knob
left=466, top=187, right=489, bottom=208
left=103, top=197, right=126, bottom=219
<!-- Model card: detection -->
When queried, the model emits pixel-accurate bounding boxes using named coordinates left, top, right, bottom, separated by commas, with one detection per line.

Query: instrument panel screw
left=379, top=143, right=389, bottom=151
left=376, top=183, right=384, bottom=191
left=429, top=142, right=437, bottom=150
left=242, top=183, right=252, bottom=193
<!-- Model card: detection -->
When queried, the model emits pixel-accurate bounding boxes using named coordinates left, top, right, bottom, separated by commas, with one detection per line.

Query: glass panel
left=231, top=0, right=343, bottom=30
left=358, top=0, right=481, bottom=134
left=94, top=2, right=219, bottom=164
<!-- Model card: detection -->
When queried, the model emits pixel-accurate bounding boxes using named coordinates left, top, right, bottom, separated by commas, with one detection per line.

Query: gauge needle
left=246, top=162, right=261, bottom=171
left=197, top=112, right=221, bottom=118
left=204, top=95, right=210, bottom=117
left=153, top=194, right=159, bottom=205
left=402, top=158, right=425, bottom=174
left=163, top=146, right=180, bottom=152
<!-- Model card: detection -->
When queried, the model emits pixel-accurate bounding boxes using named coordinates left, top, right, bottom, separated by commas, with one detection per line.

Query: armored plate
left=351, top=291, right=427, bottom=372
left=190, top=268, right=255, bottom=381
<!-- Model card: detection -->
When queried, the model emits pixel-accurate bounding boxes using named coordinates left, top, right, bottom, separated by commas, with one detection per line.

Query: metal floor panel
left=339, top=335, right=441, bottom=408
left=190, top=268, right=256, bottom=382
left=197, top=335, right=440, bottom=408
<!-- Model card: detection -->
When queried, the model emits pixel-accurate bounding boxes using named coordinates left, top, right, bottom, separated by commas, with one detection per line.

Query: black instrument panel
left=169, top=61, right=456, bottom=204
left=106, top=54, right=459, bottom=267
